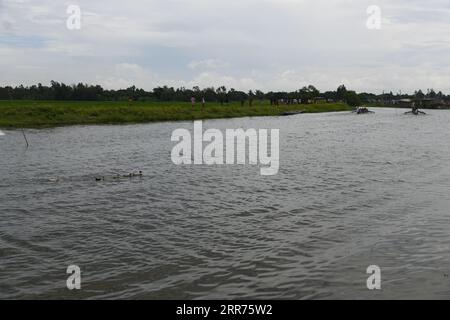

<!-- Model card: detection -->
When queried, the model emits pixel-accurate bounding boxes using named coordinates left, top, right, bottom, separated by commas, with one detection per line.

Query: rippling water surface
left=1, top=108, right=450, bottom=299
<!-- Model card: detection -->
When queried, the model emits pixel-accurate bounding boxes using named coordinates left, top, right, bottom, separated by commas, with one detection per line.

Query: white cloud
left=95, top=63, right=158, bottom=89
left=188, top=59, right=229, bottom=70
left=1, top=0, right=450, bottom=93
left=184, top=72, right=259, bottom=91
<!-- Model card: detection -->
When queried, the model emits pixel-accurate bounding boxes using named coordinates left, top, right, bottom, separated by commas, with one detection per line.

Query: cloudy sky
left=1, top=0, right=450, bottom=93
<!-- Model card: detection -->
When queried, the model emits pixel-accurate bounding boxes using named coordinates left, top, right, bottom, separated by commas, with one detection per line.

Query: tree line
left=1, top=81, right=448, bottom=107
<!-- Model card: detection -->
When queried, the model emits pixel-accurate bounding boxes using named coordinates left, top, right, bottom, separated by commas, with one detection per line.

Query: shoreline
left=0, top=100, right=352, bottom=129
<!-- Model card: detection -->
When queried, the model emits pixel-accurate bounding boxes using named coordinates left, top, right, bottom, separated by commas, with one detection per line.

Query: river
left=1, top=107, right=450, bottom=299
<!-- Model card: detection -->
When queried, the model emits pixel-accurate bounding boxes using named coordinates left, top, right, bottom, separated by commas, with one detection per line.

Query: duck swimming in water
left=132, top=171, right=143, bottom=177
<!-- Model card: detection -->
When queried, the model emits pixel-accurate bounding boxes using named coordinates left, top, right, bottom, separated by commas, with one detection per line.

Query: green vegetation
left=0, top=100, right=352, bottom=128
left=344, top=91, right=362, bottom=107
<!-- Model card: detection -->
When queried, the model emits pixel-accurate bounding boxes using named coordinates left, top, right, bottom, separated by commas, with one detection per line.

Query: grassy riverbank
left=0, top=100, right=352, bottom=128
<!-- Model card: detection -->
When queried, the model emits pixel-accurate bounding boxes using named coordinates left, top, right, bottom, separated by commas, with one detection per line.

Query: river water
left=1, top=107, right=450, bottom=299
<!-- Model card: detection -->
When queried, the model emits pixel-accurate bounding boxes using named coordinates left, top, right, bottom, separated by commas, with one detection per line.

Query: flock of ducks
left=95, top=171, right=143, bottom=181
left=48, top=171, right=143, bottom=183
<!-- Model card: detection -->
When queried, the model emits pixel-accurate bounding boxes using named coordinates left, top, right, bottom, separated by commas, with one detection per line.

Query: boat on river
left=353, top=106, right=375, bottom=114
left=405, top=108, right=427, bottom=115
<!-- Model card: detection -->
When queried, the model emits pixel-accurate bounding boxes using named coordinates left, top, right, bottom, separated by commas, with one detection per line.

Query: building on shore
left=415, top=98, right=446, bottom=109
left=392, top=98, right=449, bottom=109
left=393, top=99, right=414, bottom=108
left=313, top=97, right=327, bottom=104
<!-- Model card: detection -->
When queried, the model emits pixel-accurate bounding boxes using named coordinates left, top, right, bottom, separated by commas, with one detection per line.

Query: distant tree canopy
left=344, top=91, right=361, bottom=107
left=336, top=84, right=348, bottom=101
left=415, top=90, right=425, bottom=99
left=0, top=81, right=447, bottom=106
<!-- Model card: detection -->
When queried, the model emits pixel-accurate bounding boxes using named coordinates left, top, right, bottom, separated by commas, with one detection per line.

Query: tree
left=216, top=86, right=227, bottom=104
left=297, top=85, right=320, bottom=103
left=428, top=89, right=437, bottom=98
left=307, top=85, right=319, bottom=99
left=415, top=90, right=425, bottom=99
left=336, top=85, right=347, bottom=101
left=345, top=91, right=361, bottom=107
left=255, top=90, right=264, bottom=101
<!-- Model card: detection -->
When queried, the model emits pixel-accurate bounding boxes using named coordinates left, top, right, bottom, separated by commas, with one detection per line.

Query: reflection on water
left=1, top=108, right=450, bottom=299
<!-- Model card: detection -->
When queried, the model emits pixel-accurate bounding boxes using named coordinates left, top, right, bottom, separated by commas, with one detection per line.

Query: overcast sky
left=1, top=0, right=450, bottom=93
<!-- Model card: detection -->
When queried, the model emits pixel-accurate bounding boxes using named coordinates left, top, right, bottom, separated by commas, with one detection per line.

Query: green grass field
left=0, top=100, right=352, bottom=128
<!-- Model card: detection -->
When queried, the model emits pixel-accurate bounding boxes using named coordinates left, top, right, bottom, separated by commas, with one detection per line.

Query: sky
left=1, top=0, right=450, bottom=93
